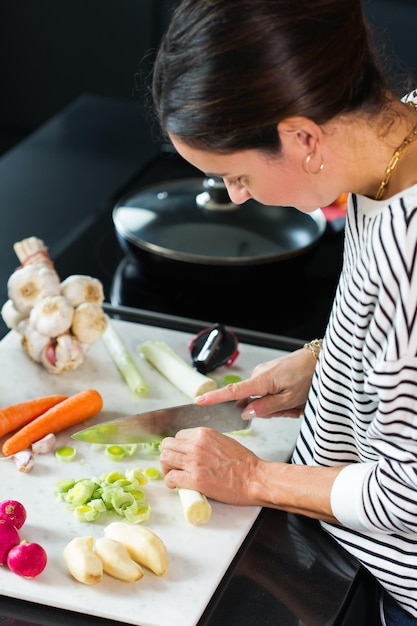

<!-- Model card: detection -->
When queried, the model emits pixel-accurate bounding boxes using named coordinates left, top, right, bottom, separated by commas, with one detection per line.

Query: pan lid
left=113, top=177, right=326, bottom=266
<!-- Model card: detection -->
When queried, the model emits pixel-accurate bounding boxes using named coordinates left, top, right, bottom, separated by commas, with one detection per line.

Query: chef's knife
left=72, top=400, right=251, bottom=444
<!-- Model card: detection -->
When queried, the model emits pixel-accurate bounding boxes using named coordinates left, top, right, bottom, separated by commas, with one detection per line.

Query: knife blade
left=72, top=399, right=251, bottom=444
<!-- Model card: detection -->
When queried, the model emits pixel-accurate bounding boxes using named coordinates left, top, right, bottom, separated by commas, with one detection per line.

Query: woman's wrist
left=303, top=338, right=323, bottom=362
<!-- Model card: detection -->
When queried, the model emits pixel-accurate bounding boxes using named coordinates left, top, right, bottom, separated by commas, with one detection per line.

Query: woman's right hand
left=195, top=347, right=317, bottom=419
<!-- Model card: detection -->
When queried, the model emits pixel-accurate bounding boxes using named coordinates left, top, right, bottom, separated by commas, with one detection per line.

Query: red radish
left=0, top=519, right=20, bottom=565
left=7, top=541, right=47, bottom=578
left=0, top=500, right=27, bottom=529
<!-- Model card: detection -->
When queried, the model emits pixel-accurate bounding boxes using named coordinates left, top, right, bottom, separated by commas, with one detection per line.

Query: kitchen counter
left=0, top=308, right=376, bottom=626
left=0, top=511, right=361, bottom=626
left=0, top=97, right=376, bottom=625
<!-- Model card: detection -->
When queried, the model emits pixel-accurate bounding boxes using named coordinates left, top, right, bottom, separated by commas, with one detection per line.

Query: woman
left=152, top=1, right=417, bottom=623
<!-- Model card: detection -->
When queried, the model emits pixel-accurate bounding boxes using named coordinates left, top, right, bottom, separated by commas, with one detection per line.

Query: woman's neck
left=335, top=98, right=417, bottom=200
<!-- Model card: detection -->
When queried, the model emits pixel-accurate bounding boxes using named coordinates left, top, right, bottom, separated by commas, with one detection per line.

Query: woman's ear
left=277, top=117, right=322, bottom=154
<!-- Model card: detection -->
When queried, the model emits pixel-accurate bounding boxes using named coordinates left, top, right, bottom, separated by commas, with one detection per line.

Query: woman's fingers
left=195, top=378, right=255, bottom=405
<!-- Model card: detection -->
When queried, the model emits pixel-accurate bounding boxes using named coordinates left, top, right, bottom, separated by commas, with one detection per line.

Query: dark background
left=0, top=0, right=416, bottom=157
left=0, top=0, right=415, bottom=341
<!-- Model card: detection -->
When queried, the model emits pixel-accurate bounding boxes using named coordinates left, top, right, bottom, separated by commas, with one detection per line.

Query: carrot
left=2, top=389, right=103, bottom=457
left=0, top=394, right=68, bottom=438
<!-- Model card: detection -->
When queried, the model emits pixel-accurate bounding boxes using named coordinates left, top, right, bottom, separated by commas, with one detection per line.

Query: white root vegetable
left=71, top=302, right=107, bottom=344
left=103, top=522, right=169, bottom=576
left=7, top=264, right=61, bottom=315
left=41, top=333, right=85, bottom=373
left=102, top=319, right=149, bottom=396
left=178, top=489, right=212, bottom=526
left=60, top=274, right=105, bottom=307
left=1, top=299, right=26, bottom=330
left=63, top=536, right=103, bottom=585
left=140, top=341, right=217, bottom=398
left=29, top=295, right=73, bottom=337
left=94, top=537, right=144, bottom=582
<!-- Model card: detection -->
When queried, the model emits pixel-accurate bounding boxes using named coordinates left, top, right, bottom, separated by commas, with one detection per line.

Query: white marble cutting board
left=0, top=319, right=301, bottom=626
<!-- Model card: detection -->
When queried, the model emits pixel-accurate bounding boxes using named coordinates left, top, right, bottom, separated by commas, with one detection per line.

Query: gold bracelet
left=303, top=338, right=323, bottom=362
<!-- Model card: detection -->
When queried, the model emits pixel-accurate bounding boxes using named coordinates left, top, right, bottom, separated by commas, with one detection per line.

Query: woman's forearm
left=248, top=459, right=344, bottom=524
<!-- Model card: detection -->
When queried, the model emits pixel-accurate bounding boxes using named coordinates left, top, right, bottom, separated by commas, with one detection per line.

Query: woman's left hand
left=160, top=427, right=262, bottom=505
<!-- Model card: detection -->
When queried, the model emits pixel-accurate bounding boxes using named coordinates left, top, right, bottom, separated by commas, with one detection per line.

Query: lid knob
left=196, top=177, right=239, bottom=211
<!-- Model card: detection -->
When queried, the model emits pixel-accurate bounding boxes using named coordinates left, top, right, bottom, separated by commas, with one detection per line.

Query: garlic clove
left=7, top=264, right=61, bottom=315
left=71, top=302, right=107, bottom=344
left=1, top=299, right=26, bottom=330
left=20, top=323, right=51, bottom=362
left=31, top=433, right=56, bottom=455
left=60, top=275, right=105, bottom=307
left=13, top=450, right=35, bottom=473
left=29, top=295, right=74, bottom=338
left=41, top=333, right=84, bottom=373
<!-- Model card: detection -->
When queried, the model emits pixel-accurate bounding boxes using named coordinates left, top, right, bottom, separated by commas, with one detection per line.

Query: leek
left=102, top=318, right=149, bottom=396
left=140, top=340, right=217, bottom=398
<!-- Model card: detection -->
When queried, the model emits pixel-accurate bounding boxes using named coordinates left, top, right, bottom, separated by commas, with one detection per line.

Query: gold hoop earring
left=304, top=153, right=324, bottom=175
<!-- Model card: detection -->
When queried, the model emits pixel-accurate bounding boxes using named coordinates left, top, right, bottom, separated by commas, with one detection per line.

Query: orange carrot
left=0, top=394, right=68, bottom=438
left=2, top=389, right=103, bottom=457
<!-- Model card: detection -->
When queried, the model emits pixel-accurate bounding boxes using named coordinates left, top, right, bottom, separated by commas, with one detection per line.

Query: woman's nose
left=224, top=182, right=251, bottom=204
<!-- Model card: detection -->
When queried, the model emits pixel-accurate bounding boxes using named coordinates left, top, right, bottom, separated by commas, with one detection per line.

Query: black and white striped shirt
left=292, top=183, right=417, bottom=617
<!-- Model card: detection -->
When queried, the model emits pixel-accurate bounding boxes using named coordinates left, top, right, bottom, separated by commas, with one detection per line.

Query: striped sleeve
left=292, top=187, right=417, bottom=616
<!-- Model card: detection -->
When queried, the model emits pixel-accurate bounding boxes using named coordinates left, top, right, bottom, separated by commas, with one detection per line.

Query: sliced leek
left=178, top=488, right=212, bottom=526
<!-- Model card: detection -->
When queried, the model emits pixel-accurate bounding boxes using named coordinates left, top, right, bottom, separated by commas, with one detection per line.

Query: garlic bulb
left=29, top=295, right=74, bottom=337
left=7, top=264, right=61, bottom=315
left=1, top=299, right=26, bottom=330
left=60, top=275, right=105, bottom=307
left=3, top=236, right=107, bottom=374
left=71, top=302, right=107, bottom=344
left=41, top=333, right=85, bottom=374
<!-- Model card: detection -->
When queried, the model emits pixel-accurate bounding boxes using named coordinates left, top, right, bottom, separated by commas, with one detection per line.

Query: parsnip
left=94, top=537, right=144, bottom=582
left=140, top=340, right=217, bottom=398
left=178, top=488, right=212, bottom=526
left=63, top=536, right=103, bottom=585
left=104, top=522, right=169, bottom=576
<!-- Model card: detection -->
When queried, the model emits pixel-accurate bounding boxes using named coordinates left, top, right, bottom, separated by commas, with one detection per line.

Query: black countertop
left=0, top=96, right=376, bottom=625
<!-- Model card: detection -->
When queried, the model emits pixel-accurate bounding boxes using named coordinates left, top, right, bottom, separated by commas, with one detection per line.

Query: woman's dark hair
left=152, top=0, right=390, bottom=154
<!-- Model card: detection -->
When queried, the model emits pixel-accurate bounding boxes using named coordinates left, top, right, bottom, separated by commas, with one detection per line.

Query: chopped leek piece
left=102, top=318, right=149, bottom=396
left=104, top=471, right=126, bottom=483
left=222, top=374, right=241, bottom=385
left=125, top=467, right=148, bottom=485
left=104, top=444, right=138, bottom=461
left=55, top=446, right=77, bottom=462
left=65, top=479, right=96, bottom=506
left=122, top=444, right=138, bottom=457
left=140, top=442, right=162, bottom=455
left=55, top=477, right=76, bottom=492
left=105, top=445, right=127, bottom=461
left=143, top=467, right=162, bottom=480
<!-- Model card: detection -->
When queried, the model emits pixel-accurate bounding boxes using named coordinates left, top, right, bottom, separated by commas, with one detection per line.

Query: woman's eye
left=225, top=177, right=243, bottom=187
